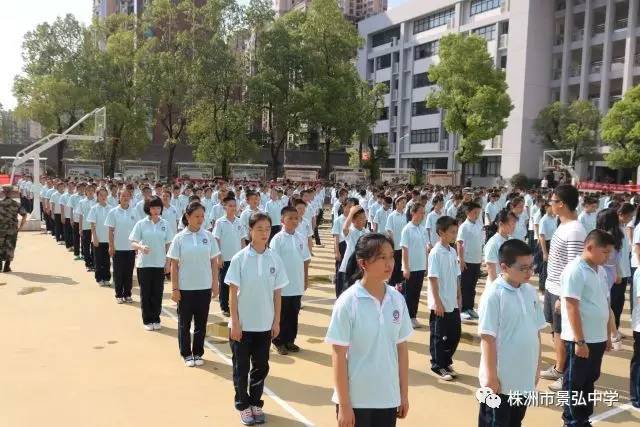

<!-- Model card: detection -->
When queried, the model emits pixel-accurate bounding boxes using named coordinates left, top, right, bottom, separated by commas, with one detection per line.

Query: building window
left=371, top=26, right=401, bottom=47
left=472, top=24, right=496, bottom=41
left=414, top=39, right=439, bottom=60
left=463, top=156, right=501, bottom=176
left=371, top=133, right=388, bottom=147
left=424, top=158, right=448, bottom=171
left=411, top=128, right=439, bottom=144
left=379, top=107, right=389, bottom=120
left=470, top=0, right=501, bottom=16
left=375, top=54, right=391, bottom=70
left=464, top=162, right=483, bottom=176
left=486, top=156, right=501, bottom=176
left=413, top=72, right=433, bottom=88
left=412, top=102, right=439, bottom=116
left=413, top=8, right=455, bottom=34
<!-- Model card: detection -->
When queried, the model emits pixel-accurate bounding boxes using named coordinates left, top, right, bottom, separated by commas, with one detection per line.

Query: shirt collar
left=494, top=275, right=520, bottom=292
left=246, top=244, right=270, bottom=257
left=354, top=280, right=391, bottom=304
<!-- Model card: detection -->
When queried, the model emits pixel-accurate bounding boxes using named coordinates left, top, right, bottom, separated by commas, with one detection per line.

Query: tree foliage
left=601, top=84, right=640, bottom=169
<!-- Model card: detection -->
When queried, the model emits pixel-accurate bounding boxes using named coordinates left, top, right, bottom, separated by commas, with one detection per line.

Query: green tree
left=533, top=100, right=599, bottom=162
left=427, top=33, right=513, bottom=184
left=601, top=84, right=640, bottom=170
left=13, top=14, right=90, bottom=176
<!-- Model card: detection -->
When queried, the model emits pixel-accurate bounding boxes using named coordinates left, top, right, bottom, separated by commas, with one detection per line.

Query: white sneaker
left=240, top=408, right=255, bottom=426
left=411, top=318, right=423, bottom=329
left=153, top=323, right=162, bottom=330
left=143, top=324, right=154, bottom=331
left=540, top=365, right=563, bottom=380
left=124, top=297, right=133, bottom=303
left=549, top=376, right=563, bottom=392
left=184, top=356, right=195, bottom=367
left=251, top=405, right=266, bottom=424
left=116, top=298, right=125, bottom=304
left=468, top=309, right=479, bottom=319
left=194, top=356, right=204, bottom=366
left=460, top=311, right=473, bottom=321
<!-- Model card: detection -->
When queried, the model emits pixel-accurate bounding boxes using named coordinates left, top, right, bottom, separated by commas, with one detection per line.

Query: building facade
left=0, top=110, right=42, bottom=146
left=274, top=0, right=387, bottom=23
left=357, top=0, right=640, bottom=185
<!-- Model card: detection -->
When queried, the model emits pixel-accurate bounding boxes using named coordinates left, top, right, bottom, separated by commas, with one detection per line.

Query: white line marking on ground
left=591, top=403, right=640, bottom=423
left=161, top=307, right=315, bottom=427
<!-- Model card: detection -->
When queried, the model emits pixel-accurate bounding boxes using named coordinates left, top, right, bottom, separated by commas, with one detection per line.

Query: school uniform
left=400, top=221, right=428, bottom=320
left=69, top=192, right=82, bottom=257
left=213, top=216, right=244, bottom=313
left=129, top=217, right=174, bottom=326
left=265, top=199, right=283, bottom=241
left=457, top=218, right=484, bottom=314
left=631, top=269, right=640, bottom=408
left=612, top=224, right=631, bottom=329
left=270, top=230, right=311, bottom=347
left=537, top=214, right=557, bottom=292
left=373, top=207, right=391, bottom=234
left=168, top=228, right=220, bottom=359
left=385, top=210, right=408, bottom=286
left=161, top=204, right=179, bottom=236
left=427, top=242, right=462, bottom=372
left=105, top=205, right=138, bottom=299
left=134, top=199, right=146, bottom=221
left=239, top=207, right=261, bottom=241
left=484, top=201, right=500, bottom=241
left=78, top=197, right=96, bottom=269
left=207, top=203, right=225, bottom=230
left=512, top=212, right=528, bottom=242
left=338, top=226, right=369, bottom=296
left=425, top=210, right=442, bottom=247
left=480, top=233, right=508, bottom=308
left=331, top=214, right=347, bottom=297
left=477, top=276, right=546, bottom=427
left=60, top=191, right=73, bottom=248
left=325, top=281, right=413, bottom=426
left=560, top=257, right=610, bottom=426
left=225, top=245, right=289, bottom=411
left=578, top=211, right=597, bottom=235
left=87, top=203, right=112, bottom=283
left=107, top=194, right=119, bottom=208
left=50, top=190, right=64, bottom=241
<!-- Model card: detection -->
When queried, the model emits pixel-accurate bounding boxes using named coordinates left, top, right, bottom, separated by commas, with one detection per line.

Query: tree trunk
left=324, top=134, right=331, bottom=179
left=56, top=140, right=65, bottom=177
left=108, top=139, right=119, bottom=177
left=166, top=144, right=176, bottom=179
left=460, top=162, right=466, bottom=186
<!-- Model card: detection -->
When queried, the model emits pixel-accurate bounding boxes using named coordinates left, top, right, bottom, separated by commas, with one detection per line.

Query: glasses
left=511, top=264, right=535, bottom=273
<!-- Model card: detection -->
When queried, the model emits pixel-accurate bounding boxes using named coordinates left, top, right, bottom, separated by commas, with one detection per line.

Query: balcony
left=490, top=135, right=502, bottom=149
left=590, top=60, right=603, bottom=74
left=610, top=57, right=625, bottom=72
left=552, top=68, right=562, bottom=79
left=569, top=65, right=581, bottom=77
left=498, top=34, right=508, bottom=49
left=554, top=34, right=564, bottom=45
left=614, top=18, right=628, bottom=31
left=593, top=23, right=605, bottom=34
left=571, top=28, right=584, bottom=42
left=609, top=95, right=622, bottom=108
left=589, top=97, right=600, bottom=107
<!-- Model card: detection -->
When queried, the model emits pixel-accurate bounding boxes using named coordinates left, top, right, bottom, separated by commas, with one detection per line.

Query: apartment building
left=357, top=0, right=640, bottom=185
left=273, top=0, right=387, bottom=23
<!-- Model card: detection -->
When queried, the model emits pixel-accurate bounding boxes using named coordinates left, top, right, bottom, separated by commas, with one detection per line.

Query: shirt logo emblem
left=392, top=309, right=400, bottom=323
left=161, top=226, right=166, bottom=231
left=131, top=216, right=135, bottom=220
left=203, top=238, right=208, bottom=244
left=270, top=266, right=276, bottom=275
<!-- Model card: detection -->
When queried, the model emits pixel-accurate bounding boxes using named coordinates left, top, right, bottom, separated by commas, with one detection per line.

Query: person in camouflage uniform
left=0, top=185, right=28, bottom=272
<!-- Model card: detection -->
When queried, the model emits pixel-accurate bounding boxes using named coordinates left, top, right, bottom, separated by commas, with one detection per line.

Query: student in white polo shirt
left=427, top=215, right=462, bottom=381
left=294, top=198, right=314, bottom=254
left=239, top=190, right=262, bottom=245
left=331, top=197, right=358, bottom=298
left=484, top=192, right=501, bottom=242
left=457, top=201, right=484, bottom=321
left=213, top=196, right=245, bottom=317
left=560, top=229, right=615, bottom=426
left=168, top=201, right=220, bottom=368
left=631, top=266, right=640, bottom=408
left=70, top=182, right=85, bottom=260
left=477, top=239, right=546, bottom=427
left=400, top=202, right=428, bottom=328
left=339, top=205, right=369, bottom=297
left=78, top=184, right=97, bottom=271
left=537, top=202, right=557, bottom=292
left=51, top=182, right=65, bottom=243
left=270, top=206, right=311, bottom=355
left=372, top=196, right=392, bottom=233
left=484, top=209, right=516, bottom=290
left=425, top=195, right=444, bottom=251
left=129, top=196, right=174, bottom=330
left=386, top=195, right=408, bottom=289
left=225, top=212, right=288, bottom=426
left=265, top=188, right=283, bottom=242
left=161, top=189, right=179, bottom=237
left=105, top=187, right=138, bottom=303
left=88, top=188, right=112, bottom=286
left=326, top=233, right=411, bottom=427
left=510, top=197, right=528, bottom=242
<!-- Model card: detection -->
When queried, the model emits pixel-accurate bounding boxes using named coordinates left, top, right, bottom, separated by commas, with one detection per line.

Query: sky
left=1, top=0, right=408, bottom=111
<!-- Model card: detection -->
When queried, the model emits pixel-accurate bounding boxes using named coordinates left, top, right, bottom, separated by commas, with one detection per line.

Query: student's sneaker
left=194, top=356, right=205, bottom=366
left=184, top=355, right=195, bottom=367
left=240, top=408, right=255, bottom=425
left=548, top=377, right=563, bottom=392
left=99, top=281, right=107, bottom=287
left=539, top=365, right=563, bottom=380
left=125, top=297, right=133, bottom=303
left=468, top=309, right=479, bottom=320
left=87, top=267, right=95, bottom=272
left=274, top=344, right=288, bottom=355
left=116, top=297, right=125, bottom=304
left=411, top=319, right=423, bottom=329
left=432, top=367, right=454, bottom=381
left=74, top=255, right=82, bottom=260
left=285, top=343, right=300, bottom=353
left=143, top=324, right=154, bottom=331
left=222, top=310, right=231, bottom=317
left=460, top=311, right=473, bottom=321
left=446, top=365, right=459, bottom=378
left=153, top=323, right=162, bottom=330
left=251, top=406, right=265, bottom=424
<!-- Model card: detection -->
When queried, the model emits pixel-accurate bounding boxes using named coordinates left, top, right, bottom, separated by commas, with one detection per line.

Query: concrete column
left=394, top=22, right=407, bottom=172
left=599, top=0, right=615, bottom=112
left=454, top=1, right=462, bottom=27
left=579, top=0, right=594, bottom=99
left=623, top=0, right=638, bottom=92
left=560, top=0, right=574, bottom=103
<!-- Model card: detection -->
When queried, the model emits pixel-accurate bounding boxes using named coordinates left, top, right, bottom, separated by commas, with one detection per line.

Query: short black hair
left=585, top=229, right=616, bottom=248
left=553, top=184, right=580, bottom=212
left=498, top=239, right=533, bottom=266
left=281, top=205, right=298, bottom=217
left=410, top=202, right=424, bottom=215
left=436, top=215, right=457, bottom=235
left=143, top=196, right=164, bottom=215
left=222, top=196, right=236, bottom=204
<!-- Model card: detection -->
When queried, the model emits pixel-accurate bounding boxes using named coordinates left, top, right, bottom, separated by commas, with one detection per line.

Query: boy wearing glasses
left=478, top=239, right=545, bottom=427
left=540, top=185, right=587, bottom=391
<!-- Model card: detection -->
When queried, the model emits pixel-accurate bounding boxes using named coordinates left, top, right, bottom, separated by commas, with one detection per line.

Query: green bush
left=510, top=173, right=530, bottom=190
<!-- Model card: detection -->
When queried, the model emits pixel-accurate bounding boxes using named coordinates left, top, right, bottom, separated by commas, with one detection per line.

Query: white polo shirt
left=457, top=218, right=484, bottom=264
left=485, top=201, right=500, bottom=224
left=87, top=203, right=111, bottom=243
left=50, top=191, right=63, bottom=214
left=619, top=225, right=631, bottom=278
left=270, top=230, right=311, bottom=297
left=513, top=212, right=529, bottom=242
left=373, top=207, right=391, bottom=232
left=578, top=211, right=597, bottom=235
left=225, top=245, right=289, bottom=332
left=632, top=269, right=640, bottom=332
left=213, top=216, right=244, bottom=262
left=265, top=199, right=283, bottom=225
left=325, top=281, right=413, bottom=408
left=538, top=214, right=557, bottom=241
left=385, top=211, right=407, bottom=251
left=425, top=210, right=442, bottom=246
left=167, top=228, right=220, bottom=291
left=339, top=226, right=369, bottom=273
left=400, top=222, right=428, bottom=272
left=296, top=217, right=313, bottom=239
left=631, top=222, right=640, bottom=268
left=427, top=242, right=461, bottom=312
left=78, top=198, right=96, bottom=231
left=560, top=257, right=610, bottom=343
left=60, top=192, right=72, bottom=219
left=478, top=277, right=546, bottom=394
left=129, top=217, right=174, bottom=268
left=104, top=205, right=138, bottom=251
left=161, top=205, right=179, bottom=236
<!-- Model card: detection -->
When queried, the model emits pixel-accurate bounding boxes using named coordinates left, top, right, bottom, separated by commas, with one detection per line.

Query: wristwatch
left=575, top=339, right=586, bottom=346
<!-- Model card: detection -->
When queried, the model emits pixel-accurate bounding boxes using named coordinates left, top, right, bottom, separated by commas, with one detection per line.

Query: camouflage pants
left=0, top=230, right=18, bottom=262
